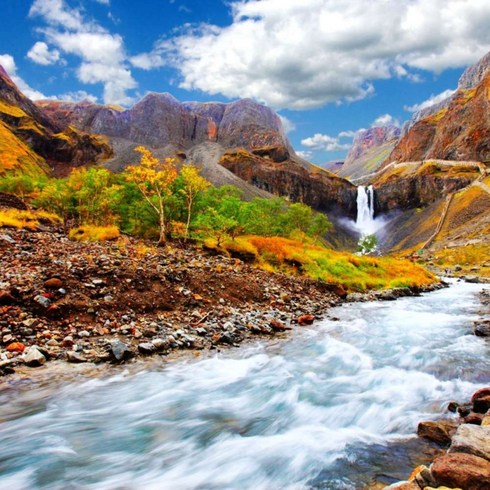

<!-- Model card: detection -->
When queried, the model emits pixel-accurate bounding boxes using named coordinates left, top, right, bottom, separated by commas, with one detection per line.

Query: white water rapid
left=355, top=185, right=376, bottom=235
left=0, top=281, right=489, bottom=489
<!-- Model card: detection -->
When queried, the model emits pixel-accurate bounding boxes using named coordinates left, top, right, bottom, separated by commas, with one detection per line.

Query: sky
left=1, top=0, right=490, bottom=164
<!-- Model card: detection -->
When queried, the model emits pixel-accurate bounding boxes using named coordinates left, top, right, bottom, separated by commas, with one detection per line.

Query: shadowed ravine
left=0, top=281, right=489, bottom=490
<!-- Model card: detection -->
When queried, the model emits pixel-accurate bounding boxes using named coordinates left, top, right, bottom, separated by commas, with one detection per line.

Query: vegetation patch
left=68, top=225, right=120, bottom=242
left=0, top=208, right=60, bottom=230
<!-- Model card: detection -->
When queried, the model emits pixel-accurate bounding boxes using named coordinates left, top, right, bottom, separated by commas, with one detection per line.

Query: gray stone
left=33, top=295, right=51, bottom=308
left=22, top=346, right=46, bottom=367
left=151, top=338, right=168, bottom=351
left=138, top=342, right=156, bottom=355
left=449, top=423, right=490, bottom=461
left=66, top=351, right=87, bottom=363
left=109, top=340, right=132, bottom=361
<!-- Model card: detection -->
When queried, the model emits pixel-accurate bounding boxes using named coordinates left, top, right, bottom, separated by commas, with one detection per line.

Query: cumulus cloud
left=296, top=150, right=313, bottom=160
left=372, top=113, right=400, bottom=127
left=0, top=53, right=47, bottom=100
left=278, top=114, right=296, bottom=134
left=27, top=41, right=60, bottom=65
left=141, top=0, right=490, bottom=109
left=404, top=88, right=456, bottom=112
left=29, top=0, right=136, bottom=105
left=58, top=90, right=98, bottom=103
left=301, top=133, right=351, bottom=152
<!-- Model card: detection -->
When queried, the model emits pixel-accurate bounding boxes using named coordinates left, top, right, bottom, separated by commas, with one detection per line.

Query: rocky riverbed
left=0, top=227, right=352, bottom=375
left=385, top=288, right=490, bottom=490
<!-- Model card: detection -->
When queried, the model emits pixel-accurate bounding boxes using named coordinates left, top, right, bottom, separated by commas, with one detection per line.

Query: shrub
left=68, top=225, right=120, bottom=242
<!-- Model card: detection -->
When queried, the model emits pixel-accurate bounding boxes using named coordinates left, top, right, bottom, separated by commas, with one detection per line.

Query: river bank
left=0, top=226, right=442, bottom=376
left=0, top=279, right=487, bottom=489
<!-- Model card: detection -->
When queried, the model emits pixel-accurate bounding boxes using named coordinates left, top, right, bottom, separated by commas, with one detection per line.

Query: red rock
left=44, top=278, right=63, bottom=289
left=472, top=387, right=490, bottom=413
left=417, top=420, right=458, bottom=446
left=0, top=290, right=15, bottom=305
left=297, top=314, right=315, bottom=326
left=431, top=453, right=490, bottom=490
left=464, top=412, right=484, bottom=425
left=270, top=319, right=286, bottom=331
left=6, top=342, right=25, bottom=353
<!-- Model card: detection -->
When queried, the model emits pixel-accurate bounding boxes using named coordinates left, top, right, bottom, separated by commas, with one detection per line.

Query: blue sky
left=1, top=0, right=489, bottom=164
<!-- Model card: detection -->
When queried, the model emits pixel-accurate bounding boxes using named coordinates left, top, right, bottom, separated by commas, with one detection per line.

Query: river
left=0, top=280, right=489, bottom=489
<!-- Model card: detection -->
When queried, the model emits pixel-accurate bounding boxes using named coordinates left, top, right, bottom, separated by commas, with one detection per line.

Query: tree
left=357, top=234, right=378, bottom=255
left=179, top=164, right=210, bottom=239
left=194, top=208, right=238, bottom=247
left=124, top=146, right=178, bottom=244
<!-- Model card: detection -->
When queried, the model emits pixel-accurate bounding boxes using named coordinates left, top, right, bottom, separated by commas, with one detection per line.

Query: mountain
left=336, top=126, right=400, bottom=182
left=386, top=61, right=490, bottom=165
left=0, top=65, right=111, bottom=177
left=39, top=94, right=357, bottom=215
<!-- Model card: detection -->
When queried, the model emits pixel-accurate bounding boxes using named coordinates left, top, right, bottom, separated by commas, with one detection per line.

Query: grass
left=69, top=225, right=120, bottom=242
left=431, top=243, right=490, bottom=278
left=206, top=235, right=436, bottom=292
left=0, top=208, right=61, bottom=230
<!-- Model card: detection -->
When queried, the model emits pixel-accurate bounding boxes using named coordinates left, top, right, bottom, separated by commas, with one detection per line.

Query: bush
left=68, top=225, right=120, bottom=242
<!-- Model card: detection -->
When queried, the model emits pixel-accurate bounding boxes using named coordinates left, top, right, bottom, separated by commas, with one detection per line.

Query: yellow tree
left=125, top=146, right=177, bottom=244
left=180, top=164, right=210, bottom=239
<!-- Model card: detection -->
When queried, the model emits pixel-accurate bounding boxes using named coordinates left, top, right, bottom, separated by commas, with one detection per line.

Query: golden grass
left=69, top=225, right=120, bottom=242
left=206, top=235, right=435, bottom=292
left=0, top=208, right=61, bottom=229
left=431, top=243, right=490, bottom=278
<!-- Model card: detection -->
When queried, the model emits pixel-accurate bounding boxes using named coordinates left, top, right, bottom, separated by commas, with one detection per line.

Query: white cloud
left=27, top=41, right=60, bottom=65
left=278, top=114, right=296, bottom=134
left=301, top=133, right=351, bottom=152
left=29, top=0, right=136, bottom=105
left=0, top=53, right=47, bottom=100
left=58, top=90, right=98, bottom=103
left=338, top=130, right=360, bottom=139
left=296, top=150, right=313, bottom=160
left=372, top=113, right=400, bottom=127
left=146, top=0, right=490, bottom=110
left=404, top=88, right=456, bottom=112
left=130, top=52, right=165, bottom=70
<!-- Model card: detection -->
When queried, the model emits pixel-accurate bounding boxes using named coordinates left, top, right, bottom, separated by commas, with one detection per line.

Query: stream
left=0, top=280, right=489, bottom=489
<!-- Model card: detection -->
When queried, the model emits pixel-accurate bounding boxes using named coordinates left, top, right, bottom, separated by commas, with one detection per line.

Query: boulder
left=0, top=290, right=15, bottom=305
left=137, top=342, right=157, bottom=355
left=297, top=314, right=315, bottom=326
left=473, top=320, right=490, bottom=337
left=6, top=342, right=25, bottom=353
left=383, top=482, right=419, bottom=489
left=22, top=346, right=46, bottom=367
left=471, top=387, right=490, bottom=413
left=431, top=453, right=490, bottom=490
left=66, top=351, right=87, bottom=363
left=449, top=423, right=490, bottom=461
left=417, top=420, right=458, bottom=446
left=44, top=278, right=63, bottom=289
left=464, top=412, right=484, bottom=425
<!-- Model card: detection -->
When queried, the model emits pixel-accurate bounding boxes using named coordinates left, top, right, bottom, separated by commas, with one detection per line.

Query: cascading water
left=355, top=185, right=376, bottom=235
left=0, top=282, right=488, bottom=489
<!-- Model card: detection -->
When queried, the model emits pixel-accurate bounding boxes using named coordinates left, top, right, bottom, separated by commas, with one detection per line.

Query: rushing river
left=0, top=281, right=489, bottom=490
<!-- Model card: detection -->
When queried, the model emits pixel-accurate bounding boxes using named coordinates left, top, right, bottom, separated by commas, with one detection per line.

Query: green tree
left=357, top=234, right=378, bottom=255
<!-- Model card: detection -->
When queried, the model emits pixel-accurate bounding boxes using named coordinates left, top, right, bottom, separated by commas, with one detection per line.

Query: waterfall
left=355, top=185, right=375, bottom=235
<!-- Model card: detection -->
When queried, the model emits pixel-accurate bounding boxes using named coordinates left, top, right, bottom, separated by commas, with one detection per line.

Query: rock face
left=338, top=126, right=400, bottom=181
left=387, top=51, right=490, bottom=164
left=0, top=64, right=111, bottom=176
left=449, top=424, right=490, bottom=461
left=38, top=95, right=289, bottom=153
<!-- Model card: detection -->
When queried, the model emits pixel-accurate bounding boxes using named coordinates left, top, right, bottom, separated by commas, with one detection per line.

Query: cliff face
left=338, top=126, right=400, bottom=181
left=219, top=149, right=357, bottom=216
left=38, top=95, right=289, bottom=152
left=0, top=65, right=111, bottom=176
left=387, top=55, right=490, bottom=165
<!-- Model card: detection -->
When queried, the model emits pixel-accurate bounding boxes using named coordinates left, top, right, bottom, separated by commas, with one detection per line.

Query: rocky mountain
left=0, top=64, right=111, bottom=177
left=337, top=126, right=400, bottom=182
left=39, top=94, right=357, bottom=215
left=386, top=58, right=490, bottom=165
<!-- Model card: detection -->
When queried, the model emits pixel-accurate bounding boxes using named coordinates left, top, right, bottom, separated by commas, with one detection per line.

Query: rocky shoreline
left=385, top=288, right=490, bottom=490
left=0, top=227, right=444, bottom=377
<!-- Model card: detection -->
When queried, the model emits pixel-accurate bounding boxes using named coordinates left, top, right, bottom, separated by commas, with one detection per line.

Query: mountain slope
left=39, top=94, right=357, bottom=215
left=0, top=65, right=111, bottom=177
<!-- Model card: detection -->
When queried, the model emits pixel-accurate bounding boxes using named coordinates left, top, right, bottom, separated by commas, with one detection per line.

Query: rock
left=417, top=420, right=458, bottom=446
left=409, top=464, right=438, bottom=488
left=383, top=482, right=419, bottom=489
left=0, top=290, right=15, bottom=305
left=109, top=340, right=132, bottom=362
left=464, top=412, right=484, bottom=425
left=6, top=342, right=25, bottom=353
left=471, top=387, right=490, bottom=413
left=431, top=453, right=490, bottom=490
left=482, top=411, right=490, bottom=427
left=270, top=319, right=287, bottom=331
left=449, top=423, right=490, bottom=461
left=473, top=320, right=490, bottom=337
left=66, top=351, right=87, bottom=363
left=138, top=342, right=156, bottom=355
left=22, top=346, right=46, bottom=367
left=33, top=295, right=51, bottom=308
left=44, top=278, right=63, bottom=289
left=297, top=314, right=315, bottom=325
left=151, top=338, right=168, bottom=351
